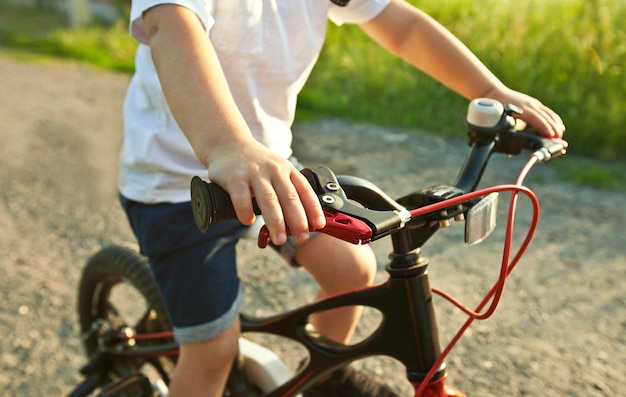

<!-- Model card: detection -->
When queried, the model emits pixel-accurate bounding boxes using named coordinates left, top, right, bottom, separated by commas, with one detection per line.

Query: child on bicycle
left=118, top=1, right=565, bottom=396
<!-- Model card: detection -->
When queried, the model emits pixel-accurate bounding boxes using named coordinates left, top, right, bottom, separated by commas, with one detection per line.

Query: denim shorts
left=120, top=195, right=248, bottom=344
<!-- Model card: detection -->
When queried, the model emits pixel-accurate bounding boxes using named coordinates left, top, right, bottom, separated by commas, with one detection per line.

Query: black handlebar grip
left=191, top=176, right=241, bottom=233
left=192, top=170, right=317, bottom=233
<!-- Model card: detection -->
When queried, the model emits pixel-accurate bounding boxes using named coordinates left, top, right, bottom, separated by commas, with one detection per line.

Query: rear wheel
left=77, top=244, right=298, bottom=396
left=78, top=245, right=175, bottom=395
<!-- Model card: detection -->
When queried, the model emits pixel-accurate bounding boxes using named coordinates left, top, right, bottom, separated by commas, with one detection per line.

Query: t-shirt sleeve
left=328, top=0, right=391, bottom=26
left=129, top=0, right=214, bottom=44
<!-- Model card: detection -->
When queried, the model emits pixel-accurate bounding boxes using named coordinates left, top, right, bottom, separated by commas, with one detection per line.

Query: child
left=119, top=1, right=565, bottom=396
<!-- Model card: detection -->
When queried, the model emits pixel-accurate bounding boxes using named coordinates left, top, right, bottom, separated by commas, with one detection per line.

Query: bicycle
left=69, top=98, right=567, bottom=397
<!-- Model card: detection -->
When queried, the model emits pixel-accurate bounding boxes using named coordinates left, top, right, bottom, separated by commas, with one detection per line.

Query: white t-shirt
left=119, top=0, right=390, bottom=203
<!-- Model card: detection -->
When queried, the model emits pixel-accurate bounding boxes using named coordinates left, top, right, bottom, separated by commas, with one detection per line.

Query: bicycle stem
left=386, top=240, right=447, bottom=385
left=454, top=141, right=495, bottom=193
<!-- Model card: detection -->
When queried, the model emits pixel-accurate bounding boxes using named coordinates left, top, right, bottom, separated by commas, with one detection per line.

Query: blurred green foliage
left=302, top=0, right=625, bottom=163
left=1, top=1, right=624, bottom=188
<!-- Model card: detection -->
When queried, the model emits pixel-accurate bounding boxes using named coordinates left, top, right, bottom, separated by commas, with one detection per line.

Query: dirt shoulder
left=1, top=54, right=624, bottom=396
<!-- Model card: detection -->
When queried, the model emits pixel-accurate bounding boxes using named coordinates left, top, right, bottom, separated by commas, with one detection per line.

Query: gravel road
left=1, top=55, right=624, bottom=396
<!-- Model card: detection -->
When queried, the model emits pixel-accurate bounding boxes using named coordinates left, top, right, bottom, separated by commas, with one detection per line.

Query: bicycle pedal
left=98, top=373, right=154, bottom=397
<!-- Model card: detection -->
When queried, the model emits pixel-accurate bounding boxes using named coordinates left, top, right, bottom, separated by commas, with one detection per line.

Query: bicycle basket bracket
left=465, top=192, right=498, bottom=245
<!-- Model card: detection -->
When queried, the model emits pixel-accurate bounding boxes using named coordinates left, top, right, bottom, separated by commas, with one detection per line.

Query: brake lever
left=257, top=209, right=373, bottom=248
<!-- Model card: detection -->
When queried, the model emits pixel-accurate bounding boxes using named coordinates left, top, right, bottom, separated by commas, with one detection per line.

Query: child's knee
left=325, top=244, right=377, bottom=290
left=296, top=234, right=378, bottom=290
left=178, top=320, right=240, bottom=372
left=352, top=245, right=377, bottom=285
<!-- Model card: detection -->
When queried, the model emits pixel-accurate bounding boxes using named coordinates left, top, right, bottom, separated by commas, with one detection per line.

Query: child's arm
left=360, top=0, right=565, bottom=138
left=142, top=4, right=325, bottom=244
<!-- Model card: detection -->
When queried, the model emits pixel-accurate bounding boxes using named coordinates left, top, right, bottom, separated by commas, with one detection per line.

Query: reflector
left=465, top=192, right=498, bottom=245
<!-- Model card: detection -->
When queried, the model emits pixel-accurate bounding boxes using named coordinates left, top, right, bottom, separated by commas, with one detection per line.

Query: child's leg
left=169, top=317, right=240, bottom=397
left=120, top=197, right=248, bottom=396
left=294, top=233, right=377, bottom=344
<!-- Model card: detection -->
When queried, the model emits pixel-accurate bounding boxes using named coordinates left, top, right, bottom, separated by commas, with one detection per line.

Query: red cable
left=414, top=156, right=540, bottom=396
left=120, top=331, right=174, bottom=341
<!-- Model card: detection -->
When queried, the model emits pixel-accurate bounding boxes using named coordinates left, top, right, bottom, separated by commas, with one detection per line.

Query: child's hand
left=485, top=87, right=566, bottom=139
left=206, top=139, right=326, bottom=246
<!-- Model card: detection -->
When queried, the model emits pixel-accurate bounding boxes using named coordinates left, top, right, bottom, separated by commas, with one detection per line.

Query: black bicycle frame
left=75, top=141, right=498, bottom=397
left=69, top=94, right=570, bottom=396
left=229, top=228, right=445, bottom=396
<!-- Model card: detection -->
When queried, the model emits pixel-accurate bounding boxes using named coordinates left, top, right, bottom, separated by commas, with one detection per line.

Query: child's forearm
left=140, top=4, right=325, bottom=241
left=360, top=0, right=505, bottom=100
left=142, top=4, right=253, bottom=167
left=361, top=0, right=564, bottom=138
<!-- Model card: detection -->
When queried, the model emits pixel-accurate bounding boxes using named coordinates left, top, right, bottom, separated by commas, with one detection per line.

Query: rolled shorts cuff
left=173, top=283, right=245, bottom=344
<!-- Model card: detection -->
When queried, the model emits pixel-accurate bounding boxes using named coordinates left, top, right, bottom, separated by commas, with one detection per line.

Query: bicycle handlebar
left=465, top=99, right=567, bottom=160
left=191, top=167, right=410, bottom=245
left=191, top=98, right=567, bottom=246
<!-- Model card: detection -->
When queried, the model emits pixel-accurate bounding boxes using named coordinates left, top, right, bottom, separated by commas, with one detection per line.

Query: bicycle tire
left=77, top=245, right=299, bottom=396
left=78, top=245, right=175, bottom=395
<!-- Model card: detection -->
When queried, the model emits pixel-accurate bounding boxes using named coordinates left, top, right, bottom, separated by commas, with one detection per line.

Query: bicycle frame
left=70, top=99, right=567, bottom=397
left=238, top=235, right=458, bottom=396
left=72, top=153, right=537, bottom=397
left=71, top=234, right=457, bottom=397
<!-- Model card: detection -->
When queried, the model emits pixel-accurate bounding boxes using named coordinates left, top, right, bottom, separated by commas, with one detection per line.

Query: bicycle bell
left=466, top=98, right=505, bottom=128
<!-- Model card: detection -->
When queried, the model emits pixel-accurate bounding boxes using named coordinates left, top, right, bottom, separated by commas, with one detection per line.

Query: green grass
left=1, top=1, right=624, bottom=189
left=556, top=159, right=625, bottom=190
left=0, top=4, right=136, bottom=73
left=302, top=0, right=626, bottom=162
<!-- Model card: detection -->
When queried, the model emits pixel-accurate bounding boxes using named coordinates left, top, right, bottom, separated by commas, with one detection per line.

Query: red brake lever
left=257, top=210, right=373, bottom=248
